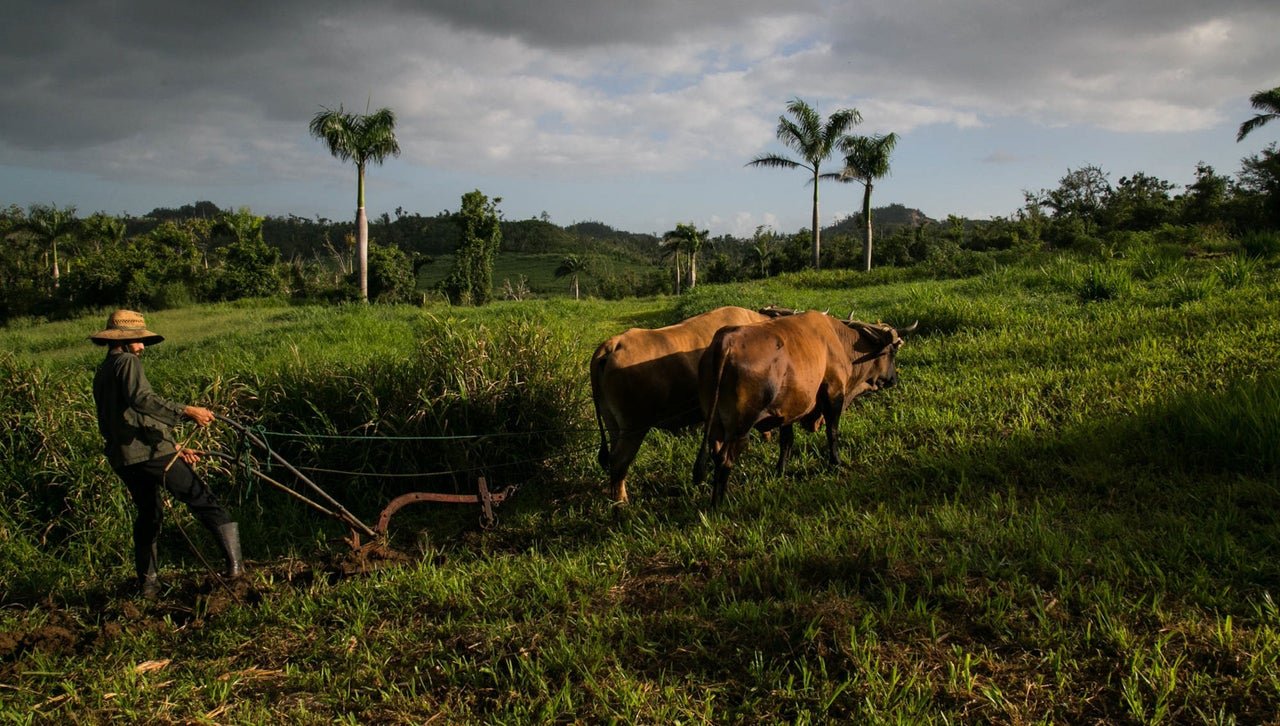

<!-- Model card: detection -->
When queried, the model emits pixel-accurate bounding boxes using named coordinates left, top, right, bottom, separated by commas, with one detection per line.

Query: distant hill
left=824, top=203, right=934, bottom=236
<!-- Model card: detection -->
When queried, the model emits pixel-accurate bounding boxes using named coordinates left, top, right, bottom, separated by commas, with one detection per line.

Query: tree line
left=2, top=89, right=1277, bottom=323
left=2, top=143, right=1277, bottom=324
left=745, top=92, right=1280, bottom=275
left=0, top=193, right=676, bottom=322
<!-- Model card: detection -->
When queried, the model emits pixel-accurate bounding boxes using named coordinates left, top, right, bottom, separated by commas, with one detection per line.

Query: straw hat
left=89, top=310, right=165, bottom=346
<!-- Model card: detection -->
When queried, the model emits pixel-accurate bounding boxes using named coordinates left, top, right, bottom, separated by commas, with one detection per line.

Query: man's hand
left=183, top=406, right=215, bottom=427
left=176, top=444, right=201, bottom=465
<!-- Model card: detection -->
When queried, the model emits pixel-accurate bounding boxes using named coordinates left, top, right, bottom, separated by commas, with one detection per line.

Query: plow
left=211, top=414, right=518, bottom=551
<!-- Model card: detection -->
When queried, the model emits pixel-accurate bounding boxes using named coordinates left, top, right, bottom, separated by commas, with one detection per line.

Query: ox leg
left=692, top=441, right=709, bottom=487
left=711, top=436, right=748, bottom=507
left=775, top=424, right=795, bottom=476
left=825, top=412, right=842, bottom=467
left=608, top=431, right=648, bottom=506
left=695, top=416, right=727, bottom=488
left=693, top=423, right=727, bottom=487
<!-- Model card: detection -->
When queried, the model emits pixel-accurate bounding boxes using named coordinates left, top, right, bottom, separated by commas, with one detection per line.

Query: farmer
left=90, top=310, right=243, bottom=598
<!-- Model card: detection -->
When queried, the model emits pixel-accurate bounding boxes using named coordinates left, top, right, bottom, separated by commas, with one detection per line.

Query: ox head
left=844, top=319, right=918, bottom=392
left=758, top=305, right=804, bottom=318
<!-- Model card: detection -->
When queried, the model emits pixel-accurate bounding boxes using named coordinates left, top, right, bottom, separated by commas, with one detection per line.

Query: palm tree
left=658, top=233, right=684, bottom=294
left=663, top=223, right=707, bottom=290
left=836, top=132, right=899, bottom=272
left=748, top=98, right=861, bottom=271
left=309, top=104, right=401, bottom=301
left=83, top=213, right=126, bottom=254
left=748, top=225, right=775, bottom=278
left=554, top=254, right=588, bottom=299
left=1238, top=87, right=1280, bottom=143
left=212, top=206, right=263, bottom=247
left=20, top=204, right=78, bottom=289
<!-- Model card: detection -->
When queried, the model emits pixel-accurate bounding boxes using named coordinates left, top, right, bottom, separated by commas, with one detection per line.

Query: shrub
left=0, top=354, right=129, bottom=597
left=367, top=243, right=415, bottom=304
left=236, top=310, right=589, bottom=515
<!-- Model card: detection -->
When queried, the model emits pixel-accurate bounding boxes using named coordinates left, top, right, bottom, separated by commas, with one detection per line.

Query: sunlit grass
left=3, top=250, right=1280, bottom=722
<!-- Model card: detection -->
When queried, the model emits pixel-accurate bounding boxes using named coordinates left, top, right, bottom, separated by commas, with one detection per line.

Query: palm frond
left=1238, top=87, right=1280, bottom=142
left=823, top=108, right=863, bottom=147
left=1250, top=88, right=1280, bottom=114
left=310, top=105, right=401, bottom=164
left=840, top=132, right=899, bottom=181
left=747, top=154, right=806, bottom=171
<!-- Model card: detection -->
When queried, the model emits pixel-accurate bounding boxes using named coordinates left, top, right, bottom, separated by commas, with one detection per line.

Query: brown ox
left=591, top=306, right=791, bottom=505
left=696, top=311, right=916, bottom=505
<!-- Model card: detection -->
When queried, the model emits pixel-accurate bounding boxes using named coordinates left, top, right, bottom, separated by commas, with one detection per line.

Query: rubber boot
left=215, top=522, right=244, bottom=579
left=136, top=541, right=160, bottom=599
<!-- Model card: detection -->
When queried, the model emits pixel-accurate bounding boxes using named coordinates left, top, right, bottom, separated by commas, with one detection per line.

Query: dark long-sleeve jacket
left=93, top=351, right=187, bottom=469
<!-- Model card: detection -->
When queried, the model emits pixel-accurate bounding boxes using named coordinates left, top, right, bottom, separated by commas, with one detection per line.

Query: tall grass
left=3, top=249, right=1280, bottom=722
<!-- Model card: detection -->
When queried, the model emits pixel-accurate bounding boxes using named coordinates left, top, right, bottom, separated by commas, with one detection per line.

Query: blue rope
left=238, top=424, right=272, bottom=479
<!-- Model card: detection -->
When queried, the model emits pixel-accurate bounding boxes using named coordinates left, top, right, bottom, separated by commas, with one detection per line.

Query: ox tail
left=594, top=400, right=609, bottom=474
left=693, top=341, right=731, bottom=487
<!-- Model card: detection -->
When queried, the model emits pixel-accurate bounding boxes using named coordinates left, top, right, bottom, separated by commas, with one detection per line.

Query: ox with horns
left=590, top=305, right=797, bottom=505
left=695, top=311, right=917, bottom=505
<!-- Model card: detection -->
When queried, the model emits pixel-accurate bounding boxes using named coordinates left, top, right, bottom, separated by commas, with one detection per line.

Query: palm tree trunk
left=356, top=208, right=368, bottom=301
left=356, top=162, right=368, bottom=302
left=862, top=182, right=874, bottom=272
left=811, top=170, right=821, bottom=271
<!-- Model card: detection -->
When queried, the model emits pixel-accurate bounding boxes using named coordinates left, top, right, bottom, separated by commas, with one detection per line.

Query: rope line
left=293, top=443, right=599, bottom=479
left=240, top=401, right=706, bottom=444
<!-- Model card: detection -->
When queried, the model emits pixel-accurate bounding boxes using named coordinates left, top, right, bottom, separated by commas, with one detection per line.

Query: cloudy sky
left=2, top=1, right=1278, bottom=237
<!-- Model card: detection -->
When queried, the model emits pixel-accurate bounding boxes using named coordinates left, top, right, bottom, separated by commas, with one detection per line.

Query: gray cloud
left=1, top=0, right=1277, bottom=228
left=389, top=0, right=815, bottom=48
left=822, top=0, right=1280, bottom=129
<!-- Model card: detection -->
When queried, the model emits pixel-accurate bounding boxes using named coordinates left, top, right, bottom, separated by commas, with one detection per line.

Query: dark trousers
left=115, top=456, right=233, bottom=578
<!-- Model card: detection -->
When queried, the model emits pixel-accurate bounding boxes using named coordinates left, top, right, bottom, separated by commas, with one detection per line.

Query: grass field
left=2, top=247, right=1279, bottom=723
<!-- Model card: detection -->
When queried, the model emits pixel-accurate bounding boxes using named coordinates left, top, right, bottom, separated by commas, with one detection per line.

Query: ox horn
left=899, top=320, right=919, bottom=335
